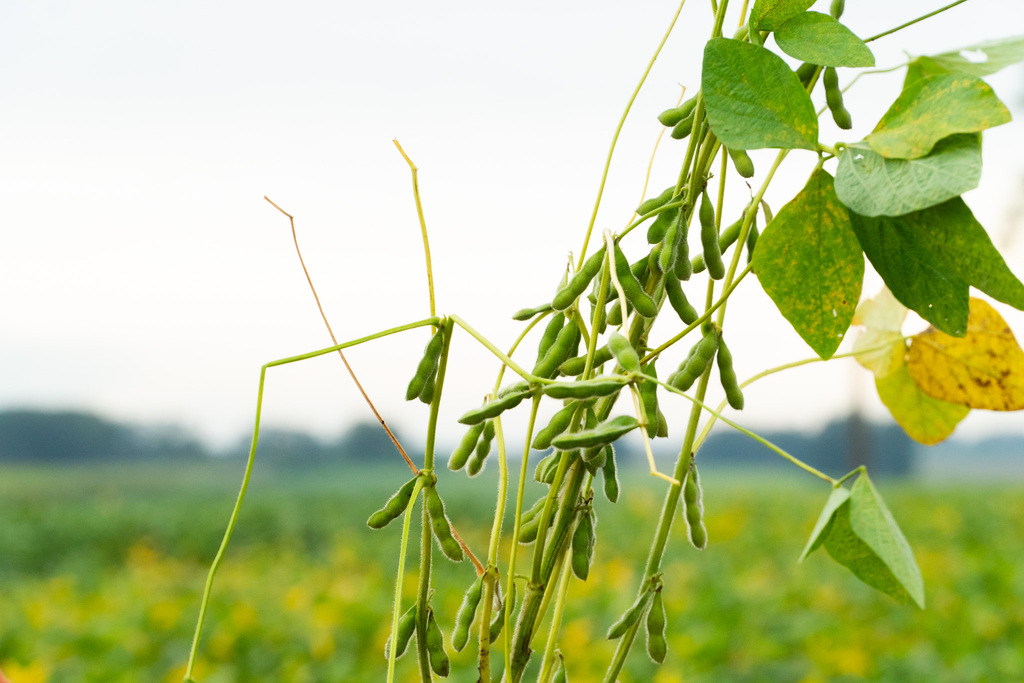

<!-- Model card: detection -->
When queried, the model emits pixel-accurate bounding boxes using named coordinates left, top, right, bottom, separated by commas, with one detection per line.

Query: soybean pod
left=683, top=458, right=708, bottom=550
left=667, top=331, right=719, bottom=392
left=489, top=583, right=517, bottom=642
left=637, top=185, right=676, bottom=214
left=607, top=332, right=641, bottom=374
left=536, top=313, right=565, bottom=364
left=716, top=335, right=744, bottom=410
left=607, top=589, right=653, bottom=640
left=559, top=345, right=613, bottom=376
left=424, top=607, right=450, bottom=677
left=452, top=574, right=484, bottom=652
left=425, top=486, right=465, bottom=562
left=670, top=112, right=695, bottom=139
left=532, top=402, right=578, bottom=449
left=824, top=67, right=852, bottom=129
left=404, top=328, right=444, bottom=402
left=726, top=147, right=755, bottom=178
left=366, top=475, right=419, bottom=529
left=830, top=0, right=845, bottom=19
left=448, top=422, right=486, bottom=471
left=639, top=362, right=660, bottom=438
left=384, top=603, right=417, bottom=659
left=551, top=415, right=639, bottom=450
left=612, top=243, right=657, bottom=318
left=533, top=451, right=560, bottom=483
left=664, top=274, right=699, bottom=325
left=601, top=444, right=619, bottom=503
left=571, top=508, right=596, bottom=580
left=533, top=316, right=581, bottom=379
left=657, top=96, right=697, bottom=127
left=552, top=248, right=606, bottom=312
left=692, top=216, right=742, bottom=274
left=512, top=303, right=553, bottom=321
left=699, top=190, right=726, bottom=280
left=646, top=588, right=667, bottom=663
left=543, top=375, right=627, bottom=400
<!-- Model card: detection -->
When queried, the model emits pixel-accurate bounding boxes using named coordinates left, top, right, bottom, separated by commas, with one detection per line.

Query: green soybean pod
left=543, top=375, right=628, bottom=401
left=824, top=67, right=853, bottom=129
left=612, top=244, right=658, bottom=318
left=796, top=61, right=818, bottom=88
left=449, top=422, right=486, bottom=471
left=656, top=408, right=669, bottom=438
left=601, top=444, right=619, bottom=503
left=533, top=451, right=560, bottom=483
left=717, top=334, right=744, bottom=410
left=425, top=486, right=465, bottom=562
left=532, top=402, right=578, bottom=449
left=385, top=603, right=418, bottom=659
left=452, top=574, right=484, bottom=652
left=639, top=363, right=660, bottom=438
left=552, top=415, right=639, bottom=450
left=637, top=185, right=676, bottom=214
left=657, top=96, right=697, bottom=127
left=647, top=204, right=679, bottom=244
left=571, top=509, right=596, bottom=580
left=699, top=191, right=725, bottom=280
left=830, top=0, right=845, bottom=19
left=670, top=112, right=695, bottom=139
left=559, top=345, right=613, bottom=376
left=607, top=332, right=641, bottom=374
left=646, top=588, right=667, bottom=663
left=512, top=303, right=553, bottom=321
left=657, top=219, right=679, bottom=274
left=552, top=653, right=568, bottom=683
left=552, top=248, right=607, bottom=311
left=425, top=607, right=450, bottom=677
left=489, top=583, right=517, bottom=643
left=726, top=147, right=755, bottom=179
left=607, top=589, right=653, bottom=640
left=475, top=419, right=497, bottom=460
left=405, top=328, right=444, bottom=401
left=664, top=273, right=699, bottom=325
left=367, top=476, right=419, bottom=529
left=466, top=448, right=487, bottom=477
left=533, top=318, right=581, bottom=379
left=458, top=388, right=531, bottom=425
left=746, top=210, right=760, bottom=264
left=605, top=299, right=629, bottom=326
left=683, top=459, right=708, bottom=550
left=536, top=313, right=566, bottom=364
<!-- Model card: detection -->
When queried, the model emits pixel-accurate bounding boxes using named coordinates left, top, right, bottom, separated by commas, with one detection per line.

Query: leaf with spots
left=702, top=38, right=819, bottom=151
left=867, top=74, right=1011, bottom=159
left=753, top=169, right=863, bottom=359
left=908, top=298, right=1024, bottom=411
left=774, top=12, right=875, bottom=68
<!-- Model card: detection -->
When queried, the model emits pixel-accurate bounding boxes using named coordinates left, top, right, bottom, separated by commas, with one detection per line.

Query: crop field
left=1, top=460, right=1022, bottom=682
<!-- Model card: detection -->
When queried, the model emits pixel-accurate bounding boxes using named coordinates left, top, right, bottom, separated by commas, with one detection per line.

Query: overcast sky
left=2, top=0, right=1023, bottom=451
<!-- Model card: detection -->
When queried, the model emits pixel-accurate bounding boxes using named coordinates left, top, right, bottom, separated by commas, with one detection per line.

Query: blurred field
left=1, top=460, right=1023, bottom=682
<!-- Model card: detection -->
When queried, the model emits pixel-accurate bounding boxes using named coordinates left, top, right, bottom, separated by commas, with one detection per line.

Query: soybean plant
left=184, top=2, right=1024, bottom=682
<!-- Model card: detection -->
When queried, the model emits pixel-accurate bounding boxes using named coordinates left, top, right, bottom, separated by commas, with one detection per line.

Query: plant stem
left=450, top=314, right=534, bottom=382
left=394, top=140, right=437, bottom=319
left=387, top=476, right=426, bottom=683
left=863, top=0, right=971, bottom=43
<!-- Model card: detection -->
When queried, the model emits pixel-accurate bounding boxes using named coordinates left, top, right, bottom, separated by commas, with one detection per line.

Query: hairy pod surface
left=452, top=574, right=484, bottom=652
left=664, top=274, right=699, bottom=325
left=670, top=112, right=695, bottom=139
left=425, top=607, right=450, bottom=677
left=551, top=415, right=639, bottom=450
left=647, top=203, right=680, bottom=244
left=607, top=589, right=653, bottom=640
left=612, top=244, right=658, bottom=318
left=458, top=387, right=532, bottom=425
left=726, top=147, right=755, bottom=178
left=657, top=96, right=697, bottom=127
left=542, top=375, right=627, bottom=400
left=489, top=583, right=517, bottom=643
left=536, top=313, right=566, bottom=363
left=646, top=588, right=668, bottom=663
left=475, top=419, right=497, bottom=461
left=512, top=303, right=552, bottom=321
left=716, top=334, right=745, bottom=410
left=637, top=185, right=676, bottom=214
left=405, top=328, right=445, bottom=401
left=448, top=422, right=486, bottom=471
left=385, top=603, right=417, bottom=660
left=533, top=402, right=578, bottom=450
left=559, top=345, right=613, bottom=376
left=533, top=318, right=581, bottom=379
left=571, top=509, right=596, bottom=580
left=534, top=451, right=561, bottom=483
left=683, top=459, right=708, bottom=550
left=366, top=476, right=419, bottom=529
left=607, top=332, right=641, bottom=374
left=601, top=444, right=619, bottom=502
left=668, top=332, right=719, bottom=392
left=425, top=486, right=465, bottom=562
left=699, top=191, right=726, bottom=280
left=552, top=248, right=607, bottom=312
left=639, top=363, right=660, bottom=438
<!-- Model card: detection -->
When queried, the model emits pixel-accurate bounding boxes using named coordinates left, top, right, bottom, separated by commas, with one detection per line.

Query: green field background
left=2, top=461, right=1022, bottom=682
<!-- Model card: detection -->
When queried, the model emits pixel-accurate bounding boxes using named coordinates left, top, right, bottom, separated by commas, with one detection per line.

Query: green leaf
left=702, top=38, right=818, bottom=151
left=749, top=0, right=816, bottom=30
left=922, top=35, right=1024, bottom=77
left=875, top=361, right=970, bottom=445
left=823, top=473, right=926, bottom=608
left=834, top=134, right=981, bottom=217
left=849, top=197, right=1024, bottom=336
left=774, top=12, right=875, bottom=68
left=867, top=74, right=1011, bottom=159
left=799, top=485, right=851, bottom=562
left=753, top=169, right=863, bottom=359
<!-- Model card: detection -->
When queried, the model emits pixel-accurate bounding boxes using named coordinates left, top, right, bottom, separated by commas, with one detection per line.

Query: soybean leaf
left=852, top=287, right=908, bottom=380
left=834, top=134, right=981, bottom=217
left=919, top=35, right=1024, bottom=78
left=867, top=74, right=1011, bottom=159
left=875, top=362, right=969, bottom=445
left=849, top=197, right=1024, bottom=336
left=823, top=473, right=926, bottom=608
left=702, top=38, right=818, bottom=151
left=908, top=298, right=1024, bottom=411
left=753, top=169, right=863, bottom=359
left=749, top=0, right=816, bottom=30
left=774, top=12, right=875, bottom=68
left=799, top=485, right=851, bottom=562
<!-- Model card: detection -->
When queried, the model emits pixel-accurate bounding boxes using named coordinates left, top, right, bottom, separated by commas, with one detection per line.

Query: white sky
left=2, top=0, right=1023, bottom=450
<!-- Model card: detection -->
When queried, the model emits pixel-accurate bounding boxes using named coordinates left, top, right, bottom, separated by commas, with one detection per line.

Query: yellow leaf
left=852, top=287, right=908, bottom=378
left=908, top=298, right=1024, bottom=411
left=876, top=363, right=970, bottom=444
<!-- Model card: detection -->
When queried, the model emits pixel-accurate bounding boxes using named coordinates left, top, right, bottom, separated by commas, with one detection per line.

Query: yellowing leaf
left=876, top=363, right=969, bottom=445
left=852, top=287, right=908, bottom=379
left=908, top=298, right=1024, bottom=411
